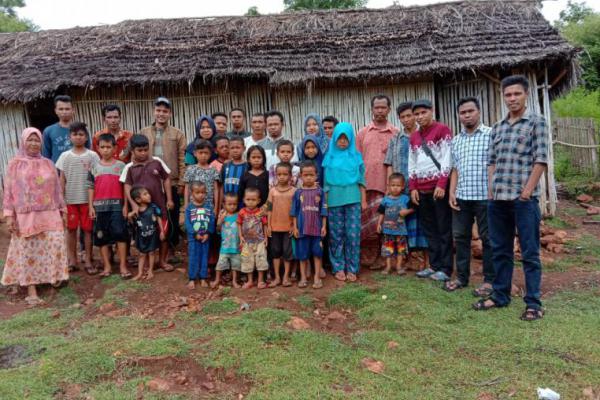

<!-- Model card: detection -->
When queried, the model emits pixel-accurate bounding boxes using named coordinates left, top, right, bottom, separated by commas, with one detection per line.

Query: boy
left=238, top=188, right=269, bottom=289
left=213, top=193, right=242, bottom=288
left=87, top=133, right=131, bottom=278
left=291, top=161, right=327, bottom=289
left=185, top=182, right=215, bottom=289
left=376, top=173, right=414, bottom=275
left=121, top=134, right=174, bottom=271
left=56, top=122, right=100, bottom=274
left=268, top=139, right=300, bottom=187
left=42, top=95, right=79, bottom=163
left=129, top=186, right=164, bottom=280
left=212, top=112, right=229, bottom=137
left=220, top=137, right=247, bottom=200
left=210, top=136, right=230, bottom=173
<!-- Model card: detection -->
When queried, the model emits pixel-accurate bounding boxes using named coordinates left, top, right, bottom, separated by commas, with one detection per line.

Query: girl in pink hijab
left=2, top=127, right=69, bottom=306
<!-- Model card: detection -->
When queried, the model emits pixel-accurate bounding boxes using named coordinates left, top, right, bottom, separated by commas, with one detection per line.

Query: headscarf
left=298, top=135, right=324, bottom=185
left=17, top=127, right=43, bottom=159
left=302, top=113, right=329, bottom=154
left=185, top=115, right=217, bottom=164
left=322, top=122, right=364, bottom=187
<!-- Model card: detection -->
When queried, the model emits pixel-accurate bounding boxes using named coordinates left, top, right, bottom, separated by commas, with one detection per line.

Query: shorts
left=67, top=204, right=93, bottom=232
left=295, top=235, right=323, bottom=261
left=381, top=234, right=408, bottom=258
left=216, top=253, right=241, bottom=271
left=240, top=242, right=269, bottom=273
left=269, top=232, right=293, bottom=260
left=93, top=210, right=129, bottom=246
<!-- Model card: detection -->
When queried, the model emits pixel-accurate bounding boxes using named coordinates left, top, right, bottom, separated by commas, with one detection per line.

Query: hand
left=266, top=226, right=272, bottom=238
left=130, top=204, right=140, bottom=218
left=449, top=192, right=460, bottom=211
left=361, top=199, right=367, bottom=211
left=177, top=186, right=184, bottom=196
left=89, top=206, right=96, bottom=219
left=166, top=200, right=174, bottom=210
left=217, top=209, right=226, bottom=225
left=178, top=213, right=185, bottom=227
left=264, top=237, right=268, bottom=247
left=201, top=234, right=209, bottom=243
left=293, top=228, right=300, bottom=239
left=433, top=187, right=445, bottom=200
left=321, top=225, right=327, bottom=238
left=159, top=232, right=166, bottom=241
left=62, top=212, right=68, bottom=227
left=411, top=190, right=420, bottom=206
left=6, top=216, right=16, bottom=235
left=519, top=188, right=532, bottom=201
left=376, top=223, right=382, bottom=234
left=122, top=206, right=128, bottom=219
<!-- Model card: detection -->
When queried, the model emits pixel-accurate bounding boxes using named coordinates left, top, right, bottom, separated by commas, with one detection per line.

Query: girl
left=298, top=135, right=324, bottom=187
left=185, top=115, right=217, bottom=165
left=322, top=122, right=367, bottom=282
left=238, top=145, right=269, bottom=208
left=182, top=140, right=220, bottom=218
left=302, top=113, right=329, bottom=154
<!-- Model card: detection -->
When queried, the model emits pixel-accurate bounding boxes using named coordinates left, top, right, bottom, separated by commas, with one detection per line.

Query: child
left=291, top=161, right=327, bottom=289
left=299, top=136, right=325, bottom=187
left=56, top=122, right=100, bottom=274
left=268, top=139, right=300, bottom=187
left=185, top=181, right=215, bottom=288
left=87, top=133, right=131, bottom=278
left=129, top=186, right=164, bottom=280
left=322, top=122, right=367, bottom=282
left=220, top=137, right=247, bottom=201
left=182, top=140, right=220, bottom=216
left=210, top=136, right=230, bottom=173
left=238, top=145, right=269, bottom=208
left=238, top=187, right=269, bottom=289
left=376, top=173, right=414, bottom=275
left=213, top=193, right=241, bottom=288
left=121, top=134, right=174, bottom=272
left=267, top=162, right=296, bottom=287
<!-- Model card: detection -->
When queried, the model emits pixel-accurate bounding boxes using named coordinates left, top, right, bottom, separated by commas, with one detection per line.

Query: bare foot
left=200, top=280, right=209, bottom=288
left=397, top=268, right=407, bottom=276
left=257, top=281, right=267, bottom=289
left=132, top=274, right=143, bottom=281
left=187, top=280, right=195, bottom=290
left=319, top=269, right=326, bottom=279
left=210, top=280, right=220, bottom=289
left=232, top=281, right=241, bottom=289
left=145, top=272, right=154, bottom=280
left=282, top=280, right=292, bottom=287
left=381, top=268, right=390, bottom=275
left=242, top=281, right=254, bottom=289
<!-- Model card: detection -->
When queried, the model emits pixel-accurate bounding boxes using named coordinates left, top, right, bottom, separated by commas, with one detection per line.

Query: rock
left=577, top=193, right=593, bottom=203
left=166, top=321, right=175, bottom=329
left=201, top=381, right=215, bottom=391
left=476, top=392, right=496, bottom=400
left=286, top=316, right=310, bottom=330
left=541, top=235, right=564, bottom=246
left=174, top=374, right=188, bottom=385
left=99, top=302, right=116, bottom=313
left=313, top=309, right=321, bottom=317
left=581, top=386, right=597, bottom=399
left=239, top=303, right=251, bottom=311
left=147, top=378, right=170, bottom=392
left=326, top=311, right=346, bottom=321
left=70, top=303, right=82, bottom=309
left=586, top=206, right=600, bottom=216
left=360, top=357, right=385, bottom=374
left=83, top=298, right=95, bottom=306
left=547, top=243, right=564, bottom=254
left=554, top=230, right=568, bottom=239
left=51, top=310, right=61, bottom=319
left=387, top=341, right=399, bottom=349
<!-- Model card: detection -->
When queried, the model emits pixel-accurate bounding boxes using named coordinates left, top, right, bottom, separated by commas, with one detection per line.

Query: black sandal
left=472, top=285, right=493, bottom=298
left=472, top=297, right=499, bottom=311
left=443, top=280, right=465, bottom=292
left=520, top=308, right=544, bottom=321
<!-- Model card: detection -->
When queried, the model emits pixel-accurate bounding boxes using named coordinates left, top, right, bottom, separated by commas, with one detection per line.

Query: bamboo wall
left=0, top=103, right=28, bottom=206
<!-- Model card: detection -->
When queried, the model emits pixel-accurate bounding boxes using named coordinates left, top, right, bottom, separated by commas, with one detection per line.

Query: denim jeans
left=488, top=198, right=542, bottom=310
left=417, top=192, right=453, bottom=276
left=452, top=199, right=494, bottom=285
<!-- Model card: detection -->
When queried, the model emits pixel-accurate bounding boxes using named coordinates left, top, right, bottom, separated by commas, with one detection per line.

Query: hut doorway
left=26, top=97, right=56, bottom=131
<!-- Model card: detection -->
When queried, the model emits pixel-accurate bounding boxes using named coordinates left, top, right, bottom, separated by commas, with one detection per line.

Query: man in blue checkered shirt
left=445, top=97, right=494, bottom=295
left=472, top=75, right=548, bottom=321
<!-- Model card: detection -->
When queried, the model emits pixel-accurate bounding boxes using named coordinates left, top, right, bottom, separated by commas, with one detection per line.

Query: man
left=227, top=108, right=250, bottom=139
left=244, top=112, right=267, bottom=149
left=92, top=104, right=132, bottom=162
left=261, top=110, right=297, bottom=170
left=408, top=99, right=453, bottom=281
left=473, top=75, right=547, bottom=321
left=140, top=97, right=186, bottom=271
left=322, top=115, right=339, bottom=139
left=356, top=94, right=399, bottom=266
left=212, top=112, right=229, bottom=137
left=445, top=97, right=494, bottom=294
left=42, top=95, right=78, bottom=163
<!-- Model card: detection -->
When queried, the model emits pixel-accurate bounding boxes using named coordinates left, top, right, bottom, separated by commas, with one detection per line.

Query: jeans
left=488, top=198, right=542, bottom=310
left=417, top=192, right=453, bottom=276
left=452, top=199, right=494, bottom=285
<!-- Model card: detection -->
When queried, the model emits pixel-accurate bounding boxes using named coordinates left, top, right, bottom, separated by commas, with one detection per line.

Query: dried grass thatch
left=0, top=0, right=575, bottom=102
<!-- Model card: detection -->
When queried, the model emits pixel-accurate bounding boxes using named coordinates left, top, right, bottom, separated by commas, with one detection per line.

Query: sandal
left=85, top=264, right=99, bottom=275
left=520, top=308, right=544, bottom=321
left=257, top=282, right=267, bottom=289
left=68, top=264, right=79, bottom=272
left=297, top=281, right=308, bottom=288
left=120, top=271, right=133, bottom=280
left=312, top=280, right=323, bottom=289
left=443, top=280, right=466, bottom=292
left=99, top=271, right=111, bottom=277
left=25, top=296, right=45, bottom=307
left=334, top=271, right=346, bottom=282
left=161, top=263, right=175, bottom=272
left=282, top=280, right=292, bottom=287
left=472, top=297, right=499, bottom=311
left=346, top=273, right=357, bottom=282
left=472, top=284, right=493, bottom=298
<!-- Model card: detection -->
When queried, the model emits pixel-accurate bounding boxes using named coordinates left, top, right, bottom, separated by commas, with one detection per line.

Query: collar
left=367, top=121, right=396, bottom=133
left=459, top=123, right=488, bottom=136
left=502, top=109, right=532, bottom=125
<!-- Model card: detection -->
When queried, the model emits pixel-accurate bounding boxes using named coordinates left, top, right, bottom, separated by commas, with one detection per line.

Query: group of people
left=1, top=74, right=547, bottom=321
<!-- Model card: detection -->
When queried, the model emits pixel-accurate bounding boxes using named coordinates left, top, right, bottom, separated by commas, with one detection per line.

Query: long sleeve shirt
left=408, top=121, right=452, bottom=192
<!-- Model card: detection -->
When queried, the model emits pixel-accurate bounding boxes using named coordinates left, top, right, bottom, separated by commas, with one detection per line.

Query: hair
left=224, top=192, right=238, bottom=202
left=190, top=181, right=207, bottom=191
left=194, top=139, right=214, bottom=152
left=229, top=136, right=245, bottom=146
left=102, top=104, right=121, bottom=117
left=299, top=160, right=317, bottom=173
left=322, top=115, right=339, bottom=126
left=69, top=121, right=89, bottom=136
left=130, top=134, right=149, bottom=149
left=396, top=101, right=413, bottom=116
left=501, top=75, right=529, bottom=92
left=370, top=94, right=391, bottom=108
left=275, top=161, right=293, bottom=174
left=388, top=172, right=406, bottom=185
left=457, top=97, right=481, bottom=112
left=97, top=133, right=116, bottom=146
left=211, top=112, right=228, bottom=121
left=54, top=95, right=72, bottom=106
left=244, top=187, right=261, bottom=199
left=214, top=136, right=230, bottom=145
left=230, top=107, right=245, bottom=116
left=276, top=139, right=294, bottom=152
left=251, top=112, right=266, bottom=120
left=246, top=145, right=266, bottom=169
left=130, top=185, right=148, bottom=202
left=265, top=110, right=285, bottom=124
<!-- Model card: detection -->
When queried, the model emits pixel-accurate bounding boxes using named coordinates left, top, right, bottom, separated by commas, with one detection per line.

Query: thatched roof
left=0, top=0, right=575, bottom=102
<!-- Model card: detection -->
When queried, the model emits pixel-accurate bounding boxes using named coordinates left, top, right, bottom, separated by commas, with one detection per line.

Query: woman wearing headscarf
left=301, top=113, right=329, bottom=155
left=185, top=115, right=218, bottom=165
left=2, top=128, right=69, bottom=306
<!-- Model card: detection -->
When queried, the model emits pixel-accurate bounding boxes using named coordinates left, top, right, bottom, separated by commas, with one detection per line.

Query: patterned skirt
left=406, top=211, right=428, bottom=250
left=360, top=191, right=384, bottom=261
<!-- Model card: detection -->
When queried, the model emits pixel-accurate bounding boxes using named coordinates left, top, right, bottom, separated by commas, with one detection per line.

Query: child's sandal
left=297, top=281, right=308, bottom=288
left=312, top=281, right=323, bottom=289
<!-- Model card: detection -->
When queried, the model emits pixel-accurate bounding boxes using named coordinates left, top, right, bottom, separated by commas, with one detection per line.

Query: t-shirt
left=290, top=187, right=327, bottom=237
left=209, top=159, right=225, bottom=173
left=238, top=170, right=269, bottom=207
left=267, top=186, right=296, bottom=232
left=154, top=128, right=164, bottom=158
left=183, top=165, right=220, bottom=207
left=244, top=135, right=266, bottom=149
left=377, top=194, right=410, bottom=236
left=268, top=163, right=300, bottom=188
left=237, top=207, right=267, bottom=244
left=185, top=203, right=214, bottom=237
left=87, top=159, right=126, bottom=212
left=220, top=161, right=247, bottom=196
left=121, top=159, right=170, bottom=216
left=92, top=129, right=133, bottom=163
left=133, top=204, right=161, bottom=254
left=220, top=214, right=240, bottom=254
left=42, top=123, right=71, bottom=163
left=55, top=149, right=100, bottom=204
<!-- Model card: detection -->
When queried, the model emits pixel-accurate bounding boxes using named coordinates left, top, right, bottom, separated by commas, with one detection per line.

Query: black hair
left=299, top=160, right=317, bottom=173
left=54, top=95, right=72, bottom=106
left=396, top=101, right=413, bottom=116
left=246, top=145, right=266, bottom=170
left=130, top=134, right=149, bottom=149
left=230, top=108, right=245, bottom=116
left=194, top=139, right=214, bottom=152
left=211, top=112, right=228, bottom=121
left=130, top=185, right=148, bottom=202
left=501, top=75, right=530, bottom=92
left=251, top=112, right=266, bottom=119
left=229, top=136, right=245, bottom=146
left=276, top=139, right=294, bottom=152
left=97, top=133, right=116, bottom=146
left=322, top=115, right=339, bottom=126
left=275, top=161, right=293, bottom=174
left=190, top=181, right=207, bottom=191
left=244, top=187, right=261, bottom=199
left=370, top=94, right=391, bottom=108
left=265, top=110, right=285, bottom=124
left=102, top=104, right=121, bottom=117
left=388, top=172, right=405, bottom=184
left=214, top=136, right=230, bottom=145
left=224, top=192, right=238, bottom=201
left=457, top=97, right=481, bottom=112
left=69, top=121, right=89, bottom=136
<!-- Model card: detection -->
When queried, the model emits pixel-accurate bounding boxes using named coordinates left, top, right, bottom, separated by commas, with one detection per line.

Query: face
left=301, top=167, right=317, bottom=187
left=230, top=110, right=245, bottom=129
left=243, top=192, right=260, bottom=209
left=55, top=100, right=74, bottom=122
left=98, top=140, right=115, bottom=160
left=266, top=115, right=283, bottom=138
left=305, top=118, right=319, bottom=135
left=398, top=109, right=416, bottom=131
left=154, top=105, right=171, bottom=125
left=276, top=166, right=291, bottom=186
left=132, top=145, right=150, bottom=162
left=70, top=130, right=88, bottom=147
left=25, top=133, right=41, bottom=155
left=213, top=116, right=228, bottom=134
left=503, top=84, right=528, bottom=113
left=191, top=185, right=207, bottom=204
left=224, top=196, right=238, bottom=213
left=193, top=148, right=212, bottom=165
left=372, top=98, right=390, bottom=123
left=251, top=116, right=265, bottom=134
left=199, top=120, right=213, bottom=140
left=137, top=189, right=152, bottom=205
left=215, top=139, right=230, bottom=160
left=277, top=144, right=294, bottom=163
left=336, top=134, right=349, bottom=150
left=413, top=107, right=434, bottom=129
left=104, top=110, right=121, bottom=131
left=248, top=149, right=264, bottom=169
left=458, top=101, right=481, bottom=130
left=304, top=141, right=318, bottom=159
left=229, top=141, right=244, bottom=160
left=323, top=121, right=334, bottom=138
left=388, top=178, right=405, bottom=196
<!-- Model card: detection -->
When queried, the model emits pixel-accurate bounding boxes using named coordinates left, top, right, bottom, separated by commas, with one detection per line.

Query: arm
left=183, top=205, right=193, bottom=238
left=60, top=171, right=66, bottom=196
left=521, top=117, right=549, bottom=200
left=292, top=217, right=299, bottom=239
left=448, top=168, right=459, bottom=211
left=213, top=180, right=220, bottom=216
left=376, top=213, right=384, bottom=233
left=360, top=184, right=367, bottom=211
left=42, top=129, right=52, bottom=160
left=88, top=188, right=96, bottom=219
left=521, top=163, right=547, bottom=200
left=399, top=208, right=414, bottom=217
left=124, top=183, right=138, bottom=217
left=158, top=211, right=166, bottom=241
left=164, top=177, right=173, bottom=210
left=177, top=132, right=186, bottom=188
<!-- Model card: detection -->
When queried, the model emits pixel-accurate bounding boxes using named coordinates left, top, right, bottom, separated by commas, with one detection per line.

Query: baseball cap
left=412, top=99, right=433, bottom=111
left=154, top=96, right=172, bottom=109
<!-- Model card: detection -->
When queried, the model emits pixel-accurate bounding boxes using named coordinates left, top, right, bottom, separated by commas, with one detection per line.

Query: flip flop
left=161, top=263, right=175, bottom=272
left=25, top=296, right=45, bottom=307
left=257, top=282, right=267, bottom=289
left=85, top=265, right=99, bottom=275
left=312, top=280, right=323, bottom=289
left=346, top=273, right=357, bottom=282
left=282, top=280, right=292, bottom=287
left=99, top=271, right=111, bottom=277
left=120, top=271, right=133, bottom=280
left=520, top=308, right=544, bottom=321
left=297, top=281, right=308, bottom=288
left=334, top=271, right=346, bottom=282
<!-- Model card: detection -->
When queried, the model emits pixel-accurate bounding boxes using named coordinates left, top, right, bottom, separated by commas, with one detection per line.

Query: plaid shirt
left=451, top=124, right=491, bottom=201
left=488, top=111, right=548, bottom=201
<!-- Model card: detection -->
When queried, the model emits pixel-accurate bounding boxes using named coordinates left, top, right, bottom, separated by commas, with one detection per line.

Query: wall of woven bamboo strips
left=0, top=103, right=28, bottom=206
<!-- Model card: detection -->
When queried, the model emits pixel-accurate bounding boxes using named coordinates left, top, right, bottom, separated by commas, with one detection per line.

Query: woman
left=301, top=113, right=329, bottom=155
left=2, top=128, right=69, bottom=306
left=185, top=115, right=218, bottom=165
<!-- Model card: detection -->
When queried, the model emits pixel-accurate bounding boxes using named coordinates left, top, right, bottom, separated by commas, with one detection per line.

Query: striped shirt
left=220, top=161, right=247, bottom=195
left=87, top=160, right=126, bottom=212
left=290, top=187, right=327, bottom=237
left=56, top=149, right=100, bottom=204
left=451, top=124, right=491, bottom=201
left=488, top=111, right=548, bottom=201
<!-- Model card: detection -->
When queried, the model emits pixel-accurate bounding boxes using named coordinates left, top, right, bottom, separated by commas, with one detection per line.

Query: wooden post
left=543, top=67, right=558, bottom=216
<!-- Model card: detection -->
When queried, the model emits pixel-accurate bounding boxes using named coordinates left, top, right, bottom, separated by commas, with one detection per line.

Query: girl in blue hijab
left=322, top=122, right=366, bottom=282
left=298, top=135, right=324, bottom=186
left=302, top=113, right=329, bottom=154
left=185, top=115, right=217, bottom=165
